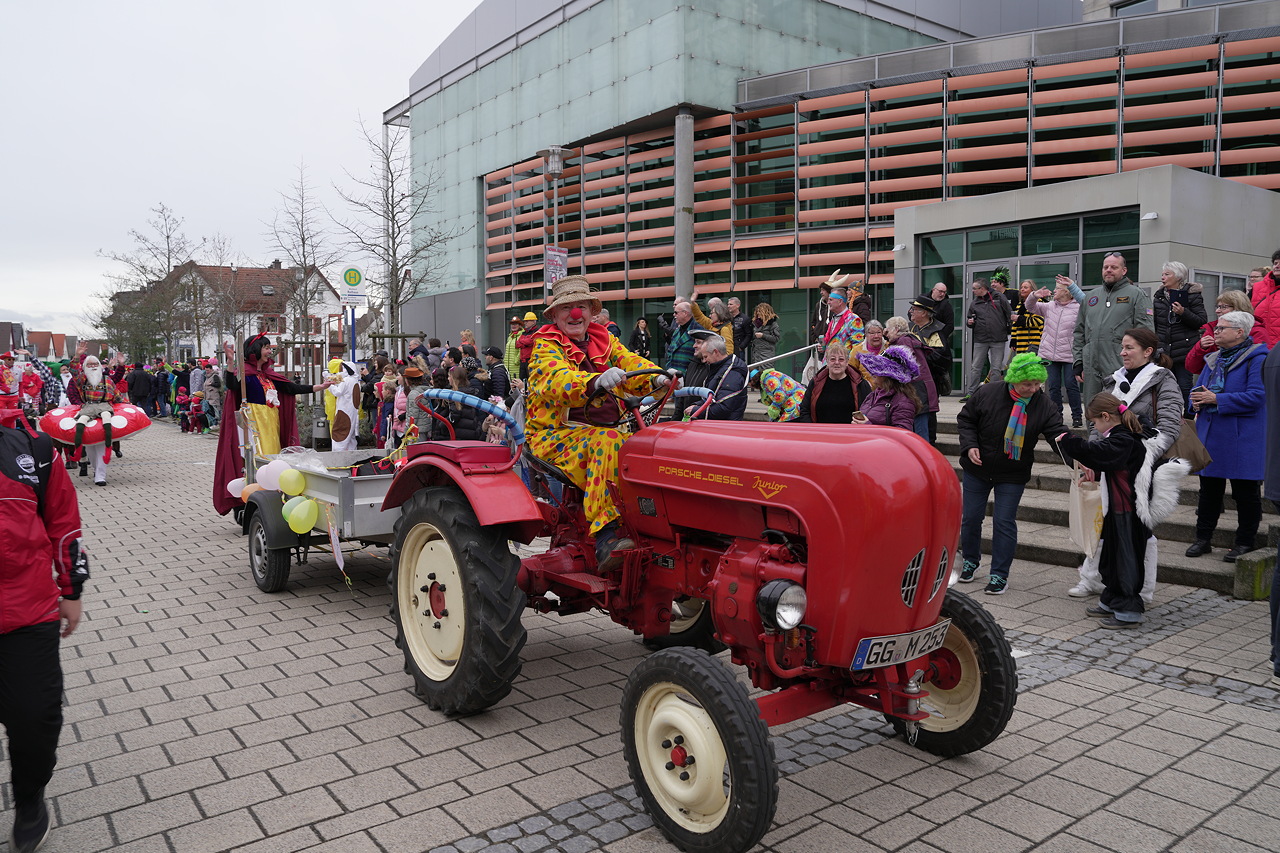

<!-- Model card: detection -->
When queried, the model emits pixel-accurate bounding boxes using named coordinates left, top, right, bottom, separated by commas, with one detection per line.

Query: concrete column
left=674, top=106, right=694, bottom=303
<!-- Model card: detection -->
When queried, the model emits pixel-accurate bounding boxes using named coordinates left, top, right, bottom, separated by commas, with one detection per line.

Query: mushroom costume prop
left=40, top=404, right=152, bottom=448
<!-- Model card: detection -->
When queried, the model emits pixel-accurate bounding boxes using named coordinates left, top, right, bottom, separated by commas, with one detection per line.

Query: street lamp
left=538, top=145, right=569, bottom=248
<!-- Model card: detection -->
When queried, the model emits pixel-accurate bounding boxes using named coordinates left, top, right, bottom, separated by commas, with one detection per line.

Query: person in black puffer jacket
left=1153, top=261, right=1207, bottom=410
left=956, top=354, right=1064, bottom=595
left=446, top=365, right=485, bottom=440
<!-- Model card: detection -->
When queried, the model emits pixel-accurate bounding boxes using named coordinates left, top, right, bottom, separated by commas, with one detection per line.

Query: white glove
left=596, top=367, right=626, bottom=391
left=652, top=370, right=681, bottom=390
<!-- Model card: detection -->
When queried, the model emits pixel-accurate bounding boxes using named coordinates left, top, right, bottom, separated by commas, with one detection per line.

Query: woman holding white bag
left=1068, top=327, right=1185, bottom=601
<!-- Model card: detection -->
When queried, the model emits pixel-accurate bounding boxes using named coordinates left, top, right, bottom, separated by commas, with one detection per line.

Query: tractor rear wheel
left=643, top=598, right=726, bottom=654
left=389, top=487, right=526, bottom=715
left=621, top=648, right=777, bottom=853
left=248, top=512, right=291, bottom=593
left=886, top=588, right=1017, bottom=757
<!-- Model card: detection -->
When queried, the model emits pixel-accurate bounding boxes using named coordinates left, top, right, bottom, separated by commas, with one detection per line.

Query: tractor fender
left=382, top=455, right=546, bottom=543
left=241, top=491, right=305, bottom=551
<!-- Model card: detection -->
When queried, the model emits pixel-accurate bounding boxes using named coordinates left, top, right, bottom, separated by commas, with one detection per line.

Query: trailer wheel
left=643, top=598, right=726, bottom=654
left=248, top=512, right=291, bottom=593
left=389, top=487, right=525, bottom=716
left=887, top=588, right=1017, bottom=757
left=621, top=648, right=777, bottom=853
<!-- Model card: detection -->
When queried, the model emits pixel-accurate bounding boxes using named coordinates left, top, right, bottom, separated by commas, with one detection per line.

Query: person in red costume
left=212, top=334, right=333, bottom=516
left=0, top=417, right=90, bottom=853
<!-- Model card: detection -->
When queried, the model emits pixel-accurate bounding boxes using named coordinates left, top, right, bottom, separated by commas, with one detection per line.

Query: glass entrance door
left=1018, top=255, right=1078, bottom=294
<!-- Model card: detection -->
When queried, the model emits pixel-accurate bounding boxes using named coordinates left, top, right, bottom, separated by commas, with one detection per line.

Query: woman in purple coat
left=1185, top=312, right=1269, bottom=562
left=859, top=345, right=921, bottom=431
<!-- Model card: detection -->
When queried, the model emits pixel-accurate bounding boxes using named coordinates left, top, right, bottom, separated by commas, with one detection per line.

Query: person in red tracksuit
left=0, top=421, right=90, bottom=853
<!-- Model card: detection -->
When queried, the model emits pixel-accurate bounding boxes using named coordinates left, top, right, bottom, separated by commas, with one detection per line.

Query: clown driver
left=526, top=275, right=679, bottom=570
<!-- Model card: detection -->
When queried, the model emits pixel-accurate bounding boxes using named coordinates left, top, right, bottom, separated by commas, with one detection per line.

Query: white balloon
left=59, top=417, right=76, bottom=430
left=257, top=459, right=290, bottom=491
left=226, top=477, right=247, bottom=497
left=110, top=416, right=128, bottom=429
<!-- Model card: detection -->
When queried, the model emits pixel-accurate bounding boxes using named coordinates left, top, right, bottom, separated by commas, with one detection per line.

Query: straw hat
left=543, top=275, right=602, bottom=318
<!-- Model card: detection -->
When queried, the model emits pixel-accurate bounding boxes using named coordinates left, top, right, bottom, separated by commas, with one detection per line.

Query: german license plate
left=850, top=620, right=951, bottom=671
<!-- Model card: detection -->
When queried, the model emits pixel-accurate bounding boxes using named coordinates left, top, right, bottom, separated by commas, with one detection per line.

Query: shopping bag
left=801, top=350, right=820, bottom=384
left=1068, top=465, right=1104, bottom=558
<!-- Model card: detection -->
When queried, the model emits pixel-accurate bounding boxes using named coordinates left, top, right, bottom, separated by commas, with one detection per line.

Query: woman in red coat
left=1248, top=250, right=1280, bottom=349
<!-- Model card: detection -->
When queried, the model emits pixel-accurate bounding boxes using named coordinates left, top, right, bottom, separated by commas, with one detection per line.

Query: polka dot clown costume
left=527, top=276, right=667, bottom=536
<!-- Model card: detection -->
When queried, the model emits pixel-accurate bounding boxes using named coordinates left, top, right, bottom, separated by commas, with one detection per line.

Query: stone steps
left=741, top=393, right=1274, bottom=599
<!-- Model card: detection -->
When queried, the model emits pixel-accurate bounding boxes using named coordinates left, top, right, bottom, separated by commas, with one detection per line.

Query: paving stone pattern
left=8, top=421, right=1278, bottom=852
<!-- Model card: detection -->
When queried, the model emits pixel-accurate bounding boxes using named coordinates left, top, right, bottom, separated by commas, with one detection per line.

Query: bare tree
left=267, top=163, right=341, bottom=383
left=93, top=203, right=203, bottom=359
left=331, top=120, right=458, bottom=354
left=199, top=233, right=253, bottom=349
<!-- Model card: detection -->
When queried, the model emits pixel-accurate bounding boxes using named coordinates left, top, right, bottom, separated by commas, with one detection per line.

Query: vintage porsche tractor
left=382, top=379, right=1016, bottom=853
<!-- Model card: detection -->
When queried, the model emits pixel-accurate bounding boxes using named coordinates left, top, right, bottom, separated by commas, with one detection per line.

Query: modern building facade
left=392, top=0, right=1280, bottom=379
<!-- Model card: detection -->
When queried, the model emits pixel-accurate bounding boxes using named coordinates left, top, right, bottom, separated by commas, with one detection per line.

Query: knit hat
left=1004, top=353, right=1048, bottom=384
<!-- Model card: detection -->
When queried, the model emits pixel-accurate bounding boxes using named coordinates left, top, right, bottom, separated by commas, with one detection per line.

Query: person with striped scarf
left=956, top=353, right=1064, bottom=595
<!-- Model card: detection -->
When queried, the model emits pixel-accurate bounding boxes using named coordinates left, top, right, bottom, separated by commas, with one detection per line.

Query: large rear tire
left=248, top=512, right=291, bottom=593
left=389, top=487, right=526, bottom=715
left=621, top=648, right=777, bottom=853
left=887, top=588, right=1017, bottom=757
left=643, top=598, right=726, bottom=654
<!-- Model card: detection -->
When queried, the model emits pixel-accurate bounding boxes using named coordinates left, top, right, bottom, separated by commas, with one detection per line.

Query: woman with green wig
left=956, top=353, right=1066, bottom=594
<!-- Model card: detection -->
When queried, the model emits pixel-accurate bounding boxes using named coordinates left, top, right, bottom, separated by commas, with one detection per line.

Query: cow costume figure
left=323, top=359, right=362, bottom=451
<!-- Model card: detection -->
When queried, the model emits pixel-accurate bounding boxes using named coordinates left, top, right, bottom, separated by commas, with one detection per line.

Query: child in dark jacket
left=1056, top=392, right=1149, bottom=628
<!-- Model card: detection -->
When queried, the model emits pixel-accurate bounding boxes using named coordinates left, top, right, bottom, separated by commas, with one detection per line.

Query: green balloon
left=288, top=499, right=319, bottom=534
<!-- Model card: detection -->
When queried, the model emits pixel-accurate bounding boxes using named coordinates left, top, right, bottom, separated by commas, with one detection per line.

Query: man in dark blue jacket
left=688, top=330, right=747, bottom=420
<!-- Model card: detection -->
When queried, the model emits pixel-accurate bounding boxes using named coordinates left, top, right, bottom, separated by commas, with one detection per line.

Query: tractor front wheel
left=389, top=487, right=526, bottom=715
left=621, top=648, right=777, bottom=853
left=887, top=588, right=1017, bottom=757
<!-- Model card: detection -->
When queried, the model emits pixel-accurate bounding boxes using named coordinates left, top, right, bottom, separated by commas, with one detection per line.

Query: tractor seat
left=523, top=447, right=579, bottom=490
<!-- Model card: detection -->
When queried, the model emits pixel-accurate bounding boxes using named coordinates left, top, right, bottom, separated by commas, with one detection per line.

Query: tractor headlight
left=757, top=580, right=807, bottom=631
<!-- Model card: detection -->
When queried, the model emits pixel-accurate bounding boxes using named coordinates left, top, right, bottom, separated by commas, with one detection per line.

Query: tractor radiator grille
left=928, top=548, right=949, bottom=603
left=900, top=549, right=925, bottom=608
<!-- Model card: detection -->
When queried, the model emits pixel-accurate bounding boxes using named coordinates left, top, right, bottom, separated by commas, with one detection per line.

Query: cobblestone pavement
left=10, top=423, right=1279, bottom=852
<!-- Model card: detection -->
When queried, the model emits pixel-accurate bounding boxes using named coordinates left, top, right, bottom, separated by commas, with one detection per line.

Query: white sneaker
left=1067, top=582, right=1101, bottom=598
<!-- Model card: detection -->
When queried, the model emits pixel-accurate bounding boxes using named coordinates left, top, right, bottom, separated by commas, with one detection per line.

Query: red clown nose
left=569, top=307, right=584, bottom=320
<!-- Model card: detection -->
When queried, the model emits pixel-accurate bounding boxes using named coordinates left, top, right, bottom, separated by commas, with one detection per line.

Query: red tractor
left=382, top=380, right=1016, bottom=853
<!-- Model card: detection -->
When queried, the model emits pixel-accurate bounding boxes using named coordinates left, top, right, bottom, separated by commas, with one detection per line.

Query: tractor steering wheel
left=584, top=368, right=681, bottom=430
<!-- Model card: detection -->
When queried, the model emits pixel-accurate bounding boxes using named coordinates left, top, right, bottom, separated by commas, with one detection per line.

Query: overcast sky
left=0, top=0, right=483, bottom=336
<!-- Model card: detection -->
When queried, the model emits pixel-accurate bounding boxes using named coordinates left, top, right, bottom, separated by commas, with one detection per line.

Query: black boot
left=10, top=790, right=50, bottom=853
left=113, top=441, right=122, bottom=458
left=593, top=520, right=636, bottom=573
left=79, top=461, right=89, bottom=477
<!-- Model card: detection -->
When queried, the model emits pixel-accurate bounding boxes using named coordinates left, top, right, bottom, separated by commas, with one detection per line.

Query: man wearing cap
left=909, top=294, right=952, bottom=400
left=515, top=312, right=541, bottom=381
left=687, top=331, right=747, bottom=421
left=482, top=346, right=511, bottom=401
left=503, top=318, right=523, bottom=379
left=527, top=275, right=676, bottom=571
